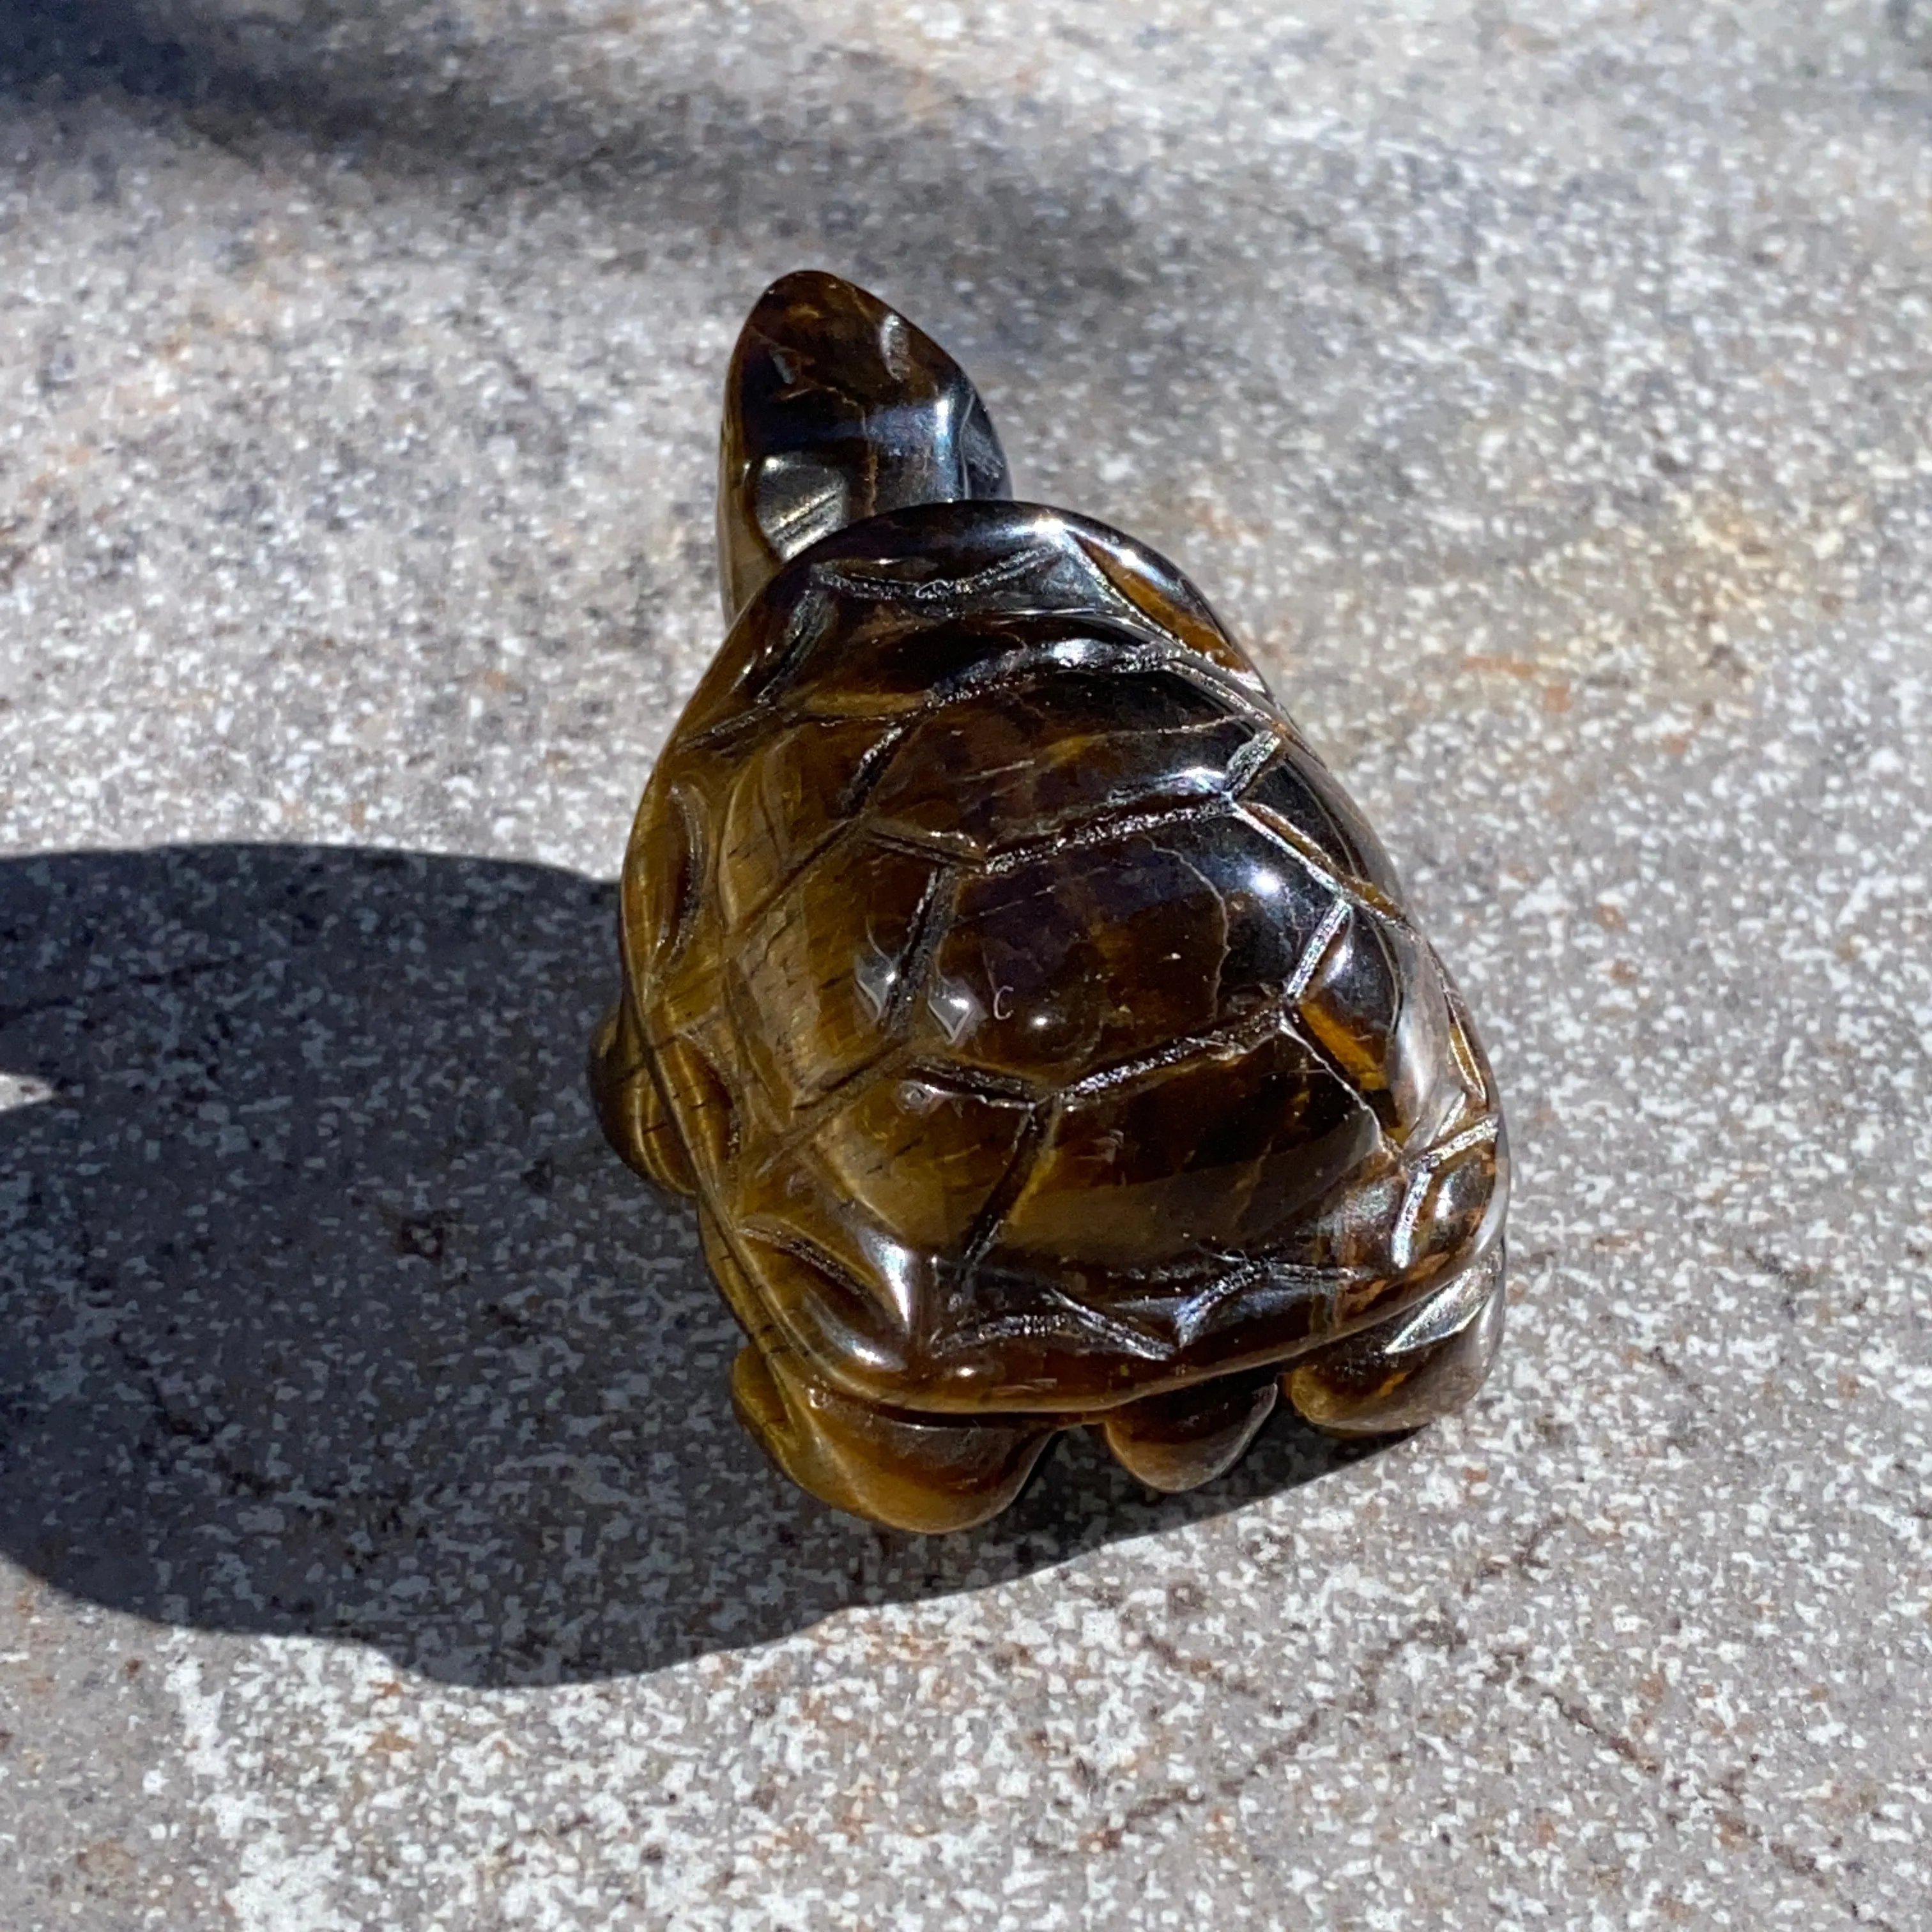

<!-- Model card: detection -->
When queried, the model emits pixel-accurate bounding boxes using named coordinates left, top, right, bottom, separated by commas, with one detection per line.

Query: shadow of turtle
left=0, top=843, right=1388, bottom=1685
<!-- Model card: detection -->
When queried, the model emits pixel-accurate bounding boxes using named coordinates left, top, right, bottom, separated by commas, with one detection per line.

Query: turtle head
left=716, top=270, right=1011, bottom=622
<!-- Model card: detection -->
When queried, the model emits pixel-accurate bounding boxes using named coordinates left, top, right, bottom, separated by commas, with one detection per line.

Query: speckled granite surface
left=1, top=3, right=1929, bottom=1926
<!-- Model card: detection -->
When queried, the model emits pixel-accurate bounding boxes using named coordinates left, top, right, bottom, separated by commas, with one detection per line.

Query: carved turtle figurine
left=592, top=270, right=1509, bottom=1533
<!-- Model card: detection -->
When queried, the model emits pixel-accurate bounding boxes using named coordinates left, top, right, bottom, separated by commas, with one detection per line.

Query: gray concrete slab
left=0, top=2, right=1928, bottom=1926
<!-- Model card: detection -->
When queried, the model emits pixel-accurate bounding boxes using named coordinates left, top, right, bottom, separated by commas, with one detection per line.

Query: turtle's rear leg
left=1284, top=1246, right=1508, bottom=1438
left=1093, top=1250, right=1505, bottom=1492
left=1099, top=1372, right=1279, bottom=1493
left=731, top=1340, right=1056, bottom=1535
left=699, top=1212, right=1054, bottom=1534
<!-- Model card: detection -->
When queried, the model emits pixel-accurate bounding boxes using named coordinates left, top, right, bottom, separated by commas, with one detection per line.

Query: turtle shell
left=601, top=500, right=1508, bottom=1420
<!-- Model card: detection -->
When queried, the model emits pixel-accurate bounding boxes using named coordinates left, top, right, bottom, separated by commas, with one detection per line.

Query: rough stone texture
left=0, top=2, right=1928, bottom=1926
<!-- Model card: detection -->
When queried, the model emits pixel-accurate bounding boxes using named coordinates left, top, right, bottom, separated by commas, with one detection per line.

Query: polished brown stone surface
left=594, top=274, right=1508, bottom=1530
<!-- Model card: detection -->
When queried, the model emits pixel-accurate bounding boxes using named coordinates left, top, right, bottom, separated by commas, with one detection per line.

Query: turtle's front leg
left=1283, top=1246, right=1508, bottom=1438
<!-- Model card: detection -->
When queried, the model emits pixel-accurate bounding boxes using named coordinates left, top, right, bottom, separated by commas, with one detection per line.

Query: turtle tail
left=716, top=269, right=1011, bottom=621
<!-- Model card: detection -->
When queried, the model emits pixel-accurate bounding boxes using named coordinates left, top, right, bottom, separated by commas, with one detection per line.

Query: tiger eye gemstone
left=592, top=270, right=1509, bottom=1532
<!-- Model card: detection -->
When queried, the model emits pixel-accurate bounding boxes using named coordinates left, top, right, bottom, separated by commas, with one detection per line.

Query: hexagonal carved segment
left=1298, top=914, right=1468, bottom=1149
left=620, top=781, right=702, bottom=986
left=914, top=820, right=1337, bottom=1087
left=995, top=1031, right=1381, bottom=1269
left=1242, top=740, right=1407, bottom=907
left=732, top=839, right=944, bottom=1110
left=864, top=669, right=1253, bottom=859
left=810, top=1075, right=1034, bottom=1254
left=716, top=716, right=894, bottom=930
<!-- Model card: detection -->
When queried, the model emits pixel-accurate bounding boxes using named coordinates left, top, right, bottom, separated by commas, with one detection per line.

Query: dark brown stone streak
left=592, top=271, right=1509, bottom=1531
